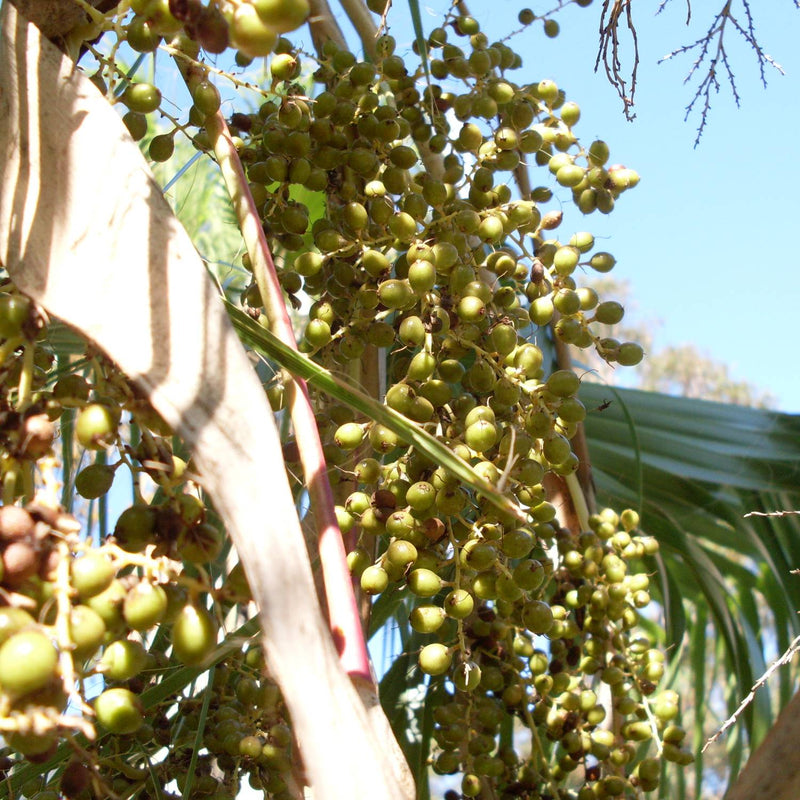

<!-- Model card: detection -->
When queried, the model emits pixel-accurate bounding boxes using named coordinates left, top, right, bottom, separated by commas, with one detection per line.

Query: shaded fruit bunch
left=0, top=281, right=251, bottom=791
left=0, top=498, right=228, bottom=762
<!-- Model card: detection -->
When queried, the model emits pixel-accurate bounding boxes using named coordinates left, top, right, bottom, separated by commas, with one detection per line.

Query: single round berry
left=407, top=568, right=443, bottom=598
left=114, top=505, right=156, bottom=552
left=93, top=687, right=144, bottom=734
left=192, top=80, right=221, bottom=116
left=0, top=607, right=35, bottom=645
left=69, top=605, right=107, bottom=661
left=465, top=419, right=498, bottom=453
left=617, top=342, right=644, bottom=366
left=334, top=422, right=365, bottom=451
left=444, top=588, right=474, bottom=619
left=0, top=505, right=35, bottom=542
left=148, top=133, right=175, bottom=162
left=75, top=464, right=116, bottom=499
left=177, top=522, right=224, bottom=564
left=124, top=581, right=168, bottom=631
left=361, top=565, right=389, bottom=595
left=0, top=630, right=58, bottom=694
left=595, top=301, right=625, bottom=325
left=522, top=600, right=555, bottom=634
left=253, top=0, right=310, bottom=33
left=172, top=604, right=218, bottom=666
left=75, top=404, right=118, bottom=450
left=71, top=551, right=115, bottom=599
left=122, top=83, right=161, bottom=114
left=418, top=643, right=452, bottom=675
left=546, top=370, right=580, bottom=398
left=98, top=639, right=148, bottom=681
left=231, top=5, right=278, bottom=57
left=409, top=605, right=446, bottom=634
left=0, top=294, right=31, bottom=339
left=453, top=660, right=481, bottom=692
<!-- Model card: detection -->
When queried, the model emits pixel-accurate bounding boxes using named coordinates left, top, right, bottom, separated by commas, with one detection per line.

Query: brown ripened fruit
left=0, top=505, right=34, bottom=542
left=60, top=760, right=92, bottom=799
left=17, top=413, right=55, bottom=459
left=2, top=540, right=40, bottom=585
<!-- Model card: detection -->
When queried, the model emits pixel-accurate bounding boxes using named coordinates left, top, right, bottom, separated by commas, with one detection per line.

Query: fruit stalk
left=551, top=330, right=596, bottom=506
left=306, top=0, right=348, bottom=52
left=204, top=109, right=372, bottom=683
left=337, top=0, right=378, bottom=58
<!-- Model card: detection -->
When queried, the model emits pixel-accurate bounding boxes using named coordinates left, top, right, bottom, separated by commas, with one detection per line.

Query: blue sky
left=372, top=2, right=800, bottom=412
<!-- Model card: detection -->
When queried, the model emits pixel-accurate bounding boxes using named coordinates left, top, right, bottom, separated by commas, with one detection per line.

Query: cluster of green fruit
left=421, top=511, right=695, bottom=799
left=225, top=34, right=642, bottom=370
left=0, top=282, right=295, bottom=797
left=0, top=498, right=223, bottom=764
left=192, top=10, right=685, bottom=798
left=98, top=0, right=307, bottom=160
left=73, top=645, right=296, bottom=800
left=2, top=0, right=692, bottom=796
left=0, top=289, right=57, bottom=501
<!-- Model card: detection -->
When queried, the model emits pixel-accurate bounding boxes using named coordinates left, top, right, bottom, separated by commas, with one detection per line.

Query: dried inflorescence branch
left=658, top=0, right=789, bottom=144
left=598, top=0, right=794, bottom=143
left=596, top=0, right=639, bottom=122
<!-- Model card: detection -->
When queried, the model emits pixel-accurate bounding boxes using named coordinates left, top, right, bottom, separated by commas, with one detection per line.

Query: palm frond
left=581, top=382, right=800, bottom=778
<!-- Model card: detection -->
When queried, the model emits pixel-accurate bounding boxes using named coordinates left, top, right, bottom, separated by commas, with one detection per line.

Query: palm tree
left=0, top=2, right=798, bottom=799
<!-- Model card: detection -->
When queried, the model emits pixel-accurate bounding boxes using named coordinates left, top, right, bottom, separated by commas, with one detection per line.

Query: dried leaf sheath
left=0, top=7, right=409, bottom=799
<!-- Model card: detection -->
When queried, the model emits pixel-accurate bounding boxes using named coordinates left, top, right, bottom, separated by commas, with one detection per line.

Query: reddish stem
left=206, top=111, right=371, bottom=682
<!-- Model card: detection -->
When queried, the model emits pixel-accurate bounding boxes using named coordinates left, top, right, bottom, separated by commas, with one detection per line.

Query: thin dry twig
left=745, top=510, right=800, bottom=518
left=596, top=0, right=639, bottom=121
left=658, top=0, right=788, bottom=145
left=703, top=633, right=800, bottom=752
left=656, top=0, right=691, bottom=25
left=376, top=0, right=392, bottom=36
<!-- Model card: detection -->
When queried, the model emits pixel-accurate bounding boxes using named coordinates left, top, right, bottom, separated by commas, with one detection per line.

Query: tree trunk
left=725, top=690, right=800, bottom=800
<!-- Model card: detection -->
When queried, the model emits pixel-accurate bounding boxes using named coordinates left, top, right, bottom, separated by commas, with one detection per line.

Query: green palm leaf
left=581, top=382, right=800, bottom=782
left=224, top=300, right=525, bottom=521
